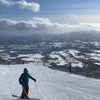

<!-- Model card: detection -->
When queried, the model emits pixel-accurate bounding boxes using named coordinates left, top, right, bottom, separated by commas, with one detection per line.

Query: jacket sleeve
left=19, top=74, right=22, bottom=84
left=29, top=74, right=36, bottom=82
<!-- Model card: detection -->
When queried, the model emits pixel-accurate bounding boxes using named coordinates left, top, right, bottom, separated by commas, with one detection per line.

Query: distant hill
left=0, top=31, right=100, bottom=44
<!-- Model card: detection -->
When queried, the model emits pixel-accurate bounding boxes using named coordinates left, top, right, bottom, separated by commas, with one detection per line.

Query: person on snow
left=19, top=68, right=36, bottom=99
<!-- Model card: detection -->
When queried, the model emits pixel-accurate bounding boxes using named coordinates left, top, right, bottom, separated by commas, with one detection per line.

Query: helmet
left=24, top=68, right=28, bottom=73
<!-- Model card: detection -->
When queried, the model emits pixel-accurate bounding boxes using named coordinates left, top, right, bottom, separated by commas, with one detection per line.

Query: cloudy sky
left=0, top=0, right=100, bottom=36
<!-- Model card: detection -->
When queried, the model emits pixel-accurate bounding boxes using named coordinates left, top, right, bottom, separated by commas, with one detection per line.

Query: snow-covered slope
left=0, top=63, right=100, bottom=100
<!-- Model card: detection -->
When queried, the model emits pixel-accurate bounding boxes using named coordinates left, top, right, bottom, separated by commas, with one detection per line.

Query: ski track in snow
left=0, top=63, right=100, bottom=100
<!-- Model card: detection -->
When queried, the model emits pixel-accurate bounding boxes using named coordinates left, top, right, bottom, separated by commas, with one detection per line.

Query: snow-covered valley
left=1, top=40, right=100, bottom=78
left=0, top=63, right=100, bottom=100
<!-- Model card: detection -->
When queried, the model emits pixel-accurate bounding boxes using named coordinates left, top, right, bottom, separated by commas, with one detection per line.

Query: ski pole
left=34, top=82, right=40, bottom=99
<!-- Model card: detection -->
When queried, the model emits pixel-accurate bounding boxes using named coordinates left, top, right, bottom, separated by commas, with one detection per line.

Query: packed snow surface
left=0, top=63, right=100, bottom=100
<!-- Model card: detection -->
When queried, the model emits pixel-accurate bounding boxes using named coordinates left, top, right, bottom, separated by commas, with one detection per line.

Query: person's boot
left=20, top=96, right=24, bottom=99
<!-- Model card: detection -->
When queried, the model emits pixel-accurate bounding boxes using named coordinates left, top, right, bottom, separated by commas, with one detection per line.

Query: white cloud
left=17, top=0, right=40, bottom=12
left=0, top=0, right=40, bottom=12
left=56, top=14, right=100, bottom=24
left=31, top=17, right=51, bottom=24
left=68, top=14, right=100, bottom=24
left=0, top=0, right=14, bottom=6
left=0, top=17, right=100, bottom=36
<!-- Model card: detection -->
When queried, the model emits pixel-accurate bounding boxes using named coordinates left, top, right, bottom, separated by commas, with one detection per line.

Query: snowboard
left=12, top=95, right=40, bottom=100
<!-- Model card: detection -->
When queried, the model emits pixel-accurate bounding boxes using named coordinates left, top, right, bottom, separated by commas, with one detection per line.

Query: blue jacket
left=19, top=72, right=36, bottom=87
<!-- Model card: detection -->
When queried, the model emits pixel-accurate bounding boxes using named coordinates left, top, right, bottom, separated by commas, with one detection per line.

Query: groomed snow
left=0, top=63, right=100, bottom=100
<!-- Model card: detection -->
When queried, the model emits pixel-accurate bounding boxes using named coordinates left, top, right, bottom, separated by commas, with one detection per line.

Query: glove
left=34, top=79, right=36, bottom=82
left=19, top=80, right=22, bottom=84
